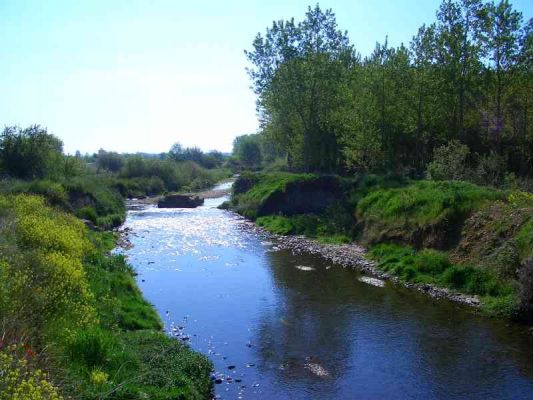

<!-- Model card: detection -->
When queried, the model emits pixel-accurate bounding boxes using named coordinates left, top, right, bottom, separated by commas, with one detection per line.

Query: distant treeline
left=242, top=1, right=532, bottom=189
left=0, top=125, right=230, bottom=228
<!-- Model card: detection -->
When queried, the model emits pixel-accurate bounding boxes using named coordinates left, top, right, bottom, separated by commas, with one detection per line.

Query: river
left=122, top=182, right=533, bottom=400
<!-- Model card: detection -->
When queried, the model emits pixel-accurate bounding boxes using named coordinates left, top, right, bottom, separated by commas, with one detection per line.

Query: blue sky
left=1, top=0, right=531, bottom=154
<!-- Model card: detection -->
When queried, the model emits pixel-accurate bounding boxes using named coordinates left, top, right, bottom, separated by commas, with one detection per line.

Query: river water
left=122, top=182, right=533, bottom=400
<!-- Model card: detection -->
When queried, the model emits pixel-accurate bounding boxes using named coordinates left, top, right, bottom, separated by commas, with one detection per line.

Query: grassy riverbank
left=228, top=172, right=533, bottom=321
left=0, top=194, right=212, bottom=399
left=0, top=165, right=230, bottom=231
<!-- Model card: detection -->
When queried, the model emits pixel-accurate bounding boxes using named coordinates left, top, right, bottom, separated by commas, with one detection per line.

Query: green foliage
left=450, top=192, right=533, bottom=281
left=0, top=344, right=63, bottom=400
left=245, top=1, right=532, bottom=179
left=257, top=214, right=351, bottom=244
left=64, top=176, right=126, bottom=229
left=119, top=157, right=229, bottom=196
left=426, top=140, right=472, bottom=181
left=0, top=125, right=64, bottom=180
left=369, top=243, right=517, bottom=316
left=231, top=172, right=315, bottom=218
left=0, top=196, right=212, bottom=399
left=96, top=149, right=124, bottom=172
left=356, top=180, right=505, bottom=245
left=67, top=327, right=119, bottom=369
left=28, top=180, right=68, bottom=207
left=233, top=134, right=263, bottom=168
left=515, top=221, right=533, bottom=261
left=169, top=143, right=226, bottom=169
left=231, top=171, right=532, bottom=319
left=0, top=195, right=96, bottom=340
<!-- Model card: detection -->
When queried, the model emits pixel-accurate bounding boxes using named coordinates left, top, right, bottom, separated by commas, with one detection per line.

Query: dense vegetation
left=0, top=126, right=229, bottom=229
left=225, top=0, right=533, bottom=321
left=228, top=172, right=533, bottom=320
left=239, top=0, right=532, bottom=192
left=0, top=195, right=212, bottom=399
left=0, top=127, right=221, bottom=398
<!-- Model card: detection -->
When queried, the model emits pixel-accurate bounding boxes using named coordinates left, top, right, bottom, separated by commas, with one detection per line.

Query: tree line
left=0, top=125, right=230, bottom=225
left=245, top=0, right=532, bottom=187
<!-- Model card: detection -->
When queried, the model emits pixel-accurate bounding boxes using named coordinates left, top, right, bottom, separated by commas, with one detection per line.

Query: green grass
left=232, top=172, right=316, bottom=219
left=368, top=243, right=518, bottom=317
left=256, top=214, right=351, bottom=244
left=356, top=180, right=505, bottom=246
left=64, top=329, right=212, bottom=400
left=231, top=172, right=532, bottom=320
left=0, top=195, right=213, bottom=399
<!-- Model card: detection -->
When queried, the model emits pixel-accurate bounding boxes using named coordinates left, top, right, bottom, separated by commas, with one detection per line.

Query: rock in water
left=304, top=362, right=330, bottom=377
left=358, top=276, right=386, bottom=287
left=295, top=265, right=315, bottom=271
left=158, top=194, right=204, bottom=208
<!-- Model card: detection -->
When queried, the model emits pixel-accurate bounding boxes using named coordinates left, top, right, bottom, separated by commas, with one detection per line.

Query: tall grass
left=0, top=195, right=213, bottom=399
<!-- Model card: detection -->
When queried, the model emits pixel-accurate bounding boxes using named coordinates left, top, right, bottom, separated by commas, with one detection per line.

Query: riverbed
left=121, top=182, right=533, bottom=399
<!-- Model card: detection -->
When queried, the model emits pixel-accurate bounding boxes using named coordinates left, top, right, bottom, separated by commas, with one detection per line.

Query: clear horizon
left=1, top=0, right=532, bottom=155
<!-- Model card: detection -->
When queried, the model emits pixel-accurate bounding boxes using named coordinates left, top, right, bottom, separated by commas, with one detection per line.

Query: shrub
left=67, top=328, right=118, bottom=369
left=413, top=249, right=451, bottom=274
left=76, top=206, right=98, bottom=224
left=28, top=180, right=68, bottom=207
left=0, top=195, right=96, bottom=337
left=426, top=140, right=472, bottom=181
left=0, top=344, right=63, bottom=400
left=474, top=151, right=506, bottom=187
left=0, top=125, right=64, bottom=180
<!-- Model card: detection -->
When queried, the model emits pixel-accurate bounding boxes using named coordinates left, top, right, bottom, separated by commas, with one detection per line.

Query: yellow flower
left=89, top=369, right=108, bottom=385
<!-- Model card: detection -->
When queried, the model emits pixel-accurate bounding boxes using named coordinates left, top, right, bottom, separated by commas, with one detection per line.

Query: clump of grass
left=256, top=213, right=352, bottom=244
left=369, top=243, right=518, bottom=317
left=231, top=172, right=316, bottom=219
left=357, top=180, right=505, bottom=246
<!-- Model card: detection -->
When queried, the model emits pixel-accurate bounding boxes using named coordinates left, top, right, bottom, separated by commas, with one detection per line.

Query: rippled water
left=122, top=183, right=533, bottom=399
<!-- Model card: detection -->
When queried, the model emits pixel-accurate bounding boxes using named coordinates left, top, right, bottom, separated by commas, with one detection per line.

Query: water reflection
left=254, top=249, right=533, bottom=399
left=123, top=193, right=533, bottom=400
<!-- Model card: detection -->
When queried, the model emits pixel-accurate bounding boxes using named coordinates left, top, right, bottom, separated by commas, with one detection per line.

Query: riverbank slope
left=226, top=172, right=533, bottom=321
left=0, top=194, right=212, bottom=399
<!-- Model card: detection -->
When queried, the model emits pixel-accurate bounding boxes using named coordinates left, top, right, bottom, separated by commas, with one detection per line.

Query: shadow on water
left=255, top=249, right=533, bottom=399
left=122, top=188, right=533, bottom=400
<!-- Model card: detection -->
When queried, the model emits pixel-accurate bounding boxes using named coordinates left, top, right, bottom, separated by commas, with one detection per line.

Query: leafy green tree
left=96, top=149, right=124, bottom=172
left=0, top=125, right=64, bottom=179
left=233, top=134, right=263, bottom=167
left=435, top=0, right=486, bottom=141
left=246, top=1, right=533, bottom=180
left=484, top=0, right=522, bottom=139
left=246, top=5, right=354, bottom=172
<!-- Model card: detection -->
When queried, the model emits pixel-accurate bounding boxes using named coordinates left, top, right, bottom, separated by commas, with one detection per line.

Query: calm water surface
left=122, top=182, right=533, bottom=400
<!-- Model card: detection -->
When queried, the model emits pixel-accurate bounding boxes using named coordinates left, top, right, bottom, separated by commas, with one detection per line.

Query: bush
left=76, top=206, right=98, bottom=224
left=474, top=151, right=506, bottom=187
left=0, top=195, right=96, bottom=336
left=67, top=327, right=118, bottom=369
left=0, top=125, right=64, bottom=180
left=28, top=180, right=68, bottom=207
left=426, top=140, right=472, bottom=181
left=369, top=243, right=515, bottom=315
left=0, top=344, right=63, bottom=400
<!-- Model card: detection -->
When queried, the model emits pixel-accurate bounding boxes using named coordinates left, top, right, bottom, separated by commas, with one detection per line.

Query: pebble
left=269, top=233, right=482, bottom=308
